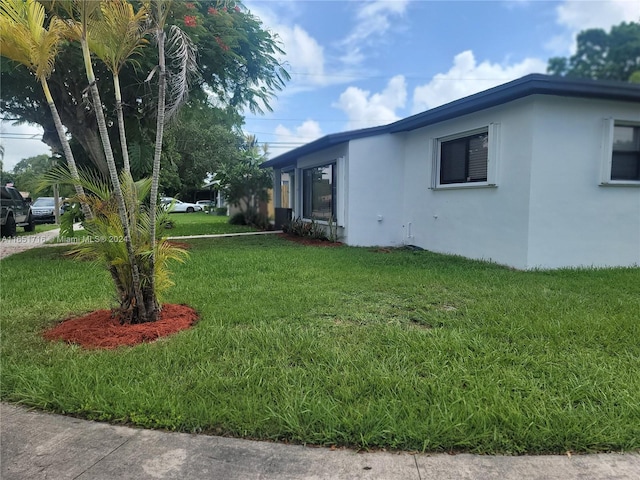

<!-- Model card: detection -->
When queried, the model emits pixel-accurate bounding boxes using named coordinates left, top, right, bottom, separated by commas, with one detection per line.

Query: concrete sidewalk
left=0, top=229, right=282, bottom=260
left=1, top=404, right=638, bottom=480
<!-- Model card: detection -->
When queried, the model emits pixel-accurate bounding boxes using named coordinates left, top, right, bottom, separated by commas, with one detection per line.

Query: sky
left=1, top=0, right=639, bottom=170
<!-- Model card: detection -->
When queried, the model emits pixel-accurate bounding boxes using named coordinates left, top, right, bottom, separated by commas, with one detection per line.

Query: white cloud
left=333, top=75, right=407, bottom=130
left=243, top=2, right=329, bottom=90
left=556, top=0, right=638, bottom=31
left=346, top=0, right=409, bottom=42
left=340, top=0, right=409, bottom=65
left=270, top=119, right=324, bottom=157
left=276, top=25, right=327, bottom=85
left=548, top=0, right=640, bottom=54
left=1, top=122, right=51, bottom=172
left=412, top=51, right=546, bottom=112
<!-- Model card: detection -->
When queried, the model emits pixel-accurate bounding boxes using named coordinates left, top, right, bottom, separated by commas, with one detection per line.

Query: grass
left=1, top=236, right=639, bottom=454
left=163, top=212, right=257, bottom=237
left=45, top=212, right=256, bottom=243
left=14, top=223, right=59, bottom=237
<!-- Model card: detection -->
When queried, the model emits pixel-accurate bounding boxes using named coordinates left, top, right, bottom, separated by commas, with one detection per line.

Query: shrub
left=285, top=217, right=330, bottom=241
left=229, top=212, right=246, bottom=225
left=229, top=210, right=270, bottom=229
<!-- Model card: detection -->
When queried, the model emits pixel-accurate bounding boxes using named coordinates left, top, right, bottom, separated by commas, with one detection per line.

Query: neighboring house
left=199, top=180, right=227, bottom=210
left=262, top=74, right=640, bottom=270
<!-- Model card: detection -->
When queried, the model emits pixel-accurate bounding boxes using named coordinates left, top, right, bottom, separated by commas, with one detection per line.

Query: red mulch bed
left=43, top=304, right=198, bottom=350
left=278, top=233, right=343, bottom=247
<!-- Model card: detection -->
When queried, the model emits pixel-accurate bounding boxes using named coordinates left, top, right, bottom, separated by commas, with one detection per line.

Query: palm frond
left=0, top=0, right=27, bottom=25
left=152, top=239, right=188, bottom=297
left=0, top=0, right=64, bottom=80
left=0, top=17, right=32, bottom=66
left=45, top=164, right=186, bottom=302
left=165, top=25, right=200, bottom=121
left=26, top=0, right=46, bottom=43
left=127, top=141, right=154, bottom=176
left=32, top=19, right=63, bottom=79
left=40, top=165, right=112, bottom=201
left=142, top=0, right=171, bottom=32
left=88, top=0, right=148, bottom=74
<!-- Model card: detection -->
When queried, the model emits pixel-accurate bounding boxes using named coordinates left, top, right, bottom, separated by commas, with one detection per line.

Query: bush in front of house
left=229, top=210, right=270, bottom=230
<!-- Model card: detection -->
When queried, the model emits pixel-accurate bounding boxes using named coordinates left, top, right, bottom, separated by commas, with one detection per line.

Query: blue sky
left=2, top=0, right=639, bottom=169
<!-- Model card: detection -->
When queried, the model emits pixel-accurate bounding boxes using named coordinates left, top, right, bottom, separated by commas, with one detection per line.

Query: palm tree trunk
left=112, top=74, right=138, bottom=243
left=41, top=79, right=93, bottom=221
left=113, top=74, right=132, bottom=176
left=80, top=38, right=152, bottom=323
left=148, top=26, right=167, bottom=312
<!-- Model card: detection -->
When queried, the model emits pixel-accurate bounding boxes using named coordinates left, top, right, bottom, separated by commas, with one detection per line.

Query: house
left=262, top=74, right=640, bottom=270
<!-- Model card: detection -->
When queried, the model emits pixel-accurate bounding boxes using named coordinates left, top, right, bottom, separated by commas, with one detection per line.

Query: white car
left=160, top=197, right=203, bottom=213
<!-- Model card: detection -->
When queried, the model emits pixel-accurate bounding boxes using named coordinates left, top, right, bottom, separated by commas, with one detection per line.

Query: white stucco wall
left=526, top=96, right=640, bottom=269
left=401, top=98, right=537, bottom=269
left=343, top=134, right=405, bottom=246
left=280, top=94, right=639, bottom=269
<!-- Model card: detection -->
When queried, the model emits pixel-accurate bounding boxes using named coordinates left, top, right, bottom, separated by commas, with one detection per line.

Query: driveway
left=0, top=228, right=64, bottom=260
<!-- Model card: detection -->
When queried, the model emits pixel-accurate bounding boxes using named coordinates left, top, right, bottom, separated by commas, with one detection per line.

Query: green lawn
left=1, top=236, right=639, bottom=454
left=15, top=223, right=59, bottom=237
left=163, top=212, right=257, bottom=237
left=46, top=212, right=256, bottom=242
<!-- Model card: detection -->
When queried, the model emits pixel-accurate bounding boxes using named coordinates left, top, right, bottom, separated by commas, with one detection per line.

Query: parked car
left=196, top=199, right=215, bottom=213
left=1, top=186, right=35, bottom=237
left=160, top=197, right=203, bottom=213
left=31, top=197, right=64, bottom=224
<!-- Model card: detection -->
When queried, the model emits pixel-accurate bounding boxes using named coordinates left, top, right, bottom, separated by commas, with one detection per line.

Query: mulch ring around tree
left=43, top=304, right=198, bottom=350
left=277, top=233, right=343, bottom=247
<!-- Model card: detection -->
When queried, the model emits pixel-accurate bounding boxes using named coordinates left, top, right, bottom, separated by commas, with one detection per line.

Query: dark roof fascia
left=262, top=74, right=640, bottom=169
left=390, top=74, right=640, bottom=133
left=261, top=124, right=391, bottom=169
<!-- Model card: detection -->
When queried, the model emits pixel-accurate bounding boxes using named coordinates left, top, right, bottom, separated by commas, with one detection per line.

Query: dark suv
left=1, top=186, right=35, bottom=237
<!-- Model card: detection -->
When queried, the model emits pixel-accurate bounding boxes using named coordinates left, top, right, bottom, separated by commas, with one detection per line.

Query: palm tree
left=61, top=0, right=150, bottom=322
left=41, top=166, right=188, bottom=312
left=87, top=0, right=148, bottom=176
left=0, top=0, right=92, bottom=219
left=4, top=0, right=204, bottom=324
left=145, top=0, right=170, bottom=305
left=144, top=0, right=198, bottom=305
left=62, top=0, right=197, bottom=323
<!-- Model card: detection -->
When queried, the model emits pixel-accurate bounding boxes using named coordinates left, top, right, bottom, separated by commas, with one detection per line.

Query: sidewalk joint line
left=72, top=435, right=133, bottom=479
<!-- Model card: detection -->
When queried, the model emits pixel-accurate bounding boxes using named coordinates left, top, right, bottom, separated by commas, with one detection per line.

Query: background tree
left=1, top=158, right=16, bottom=186
left=0, top=0, right=91, bottom=217
left=1, top=1, right=288, bottom=179
left=216, top=134, right=272, bottom=225
left=9, top=154, right=72, bottom=197
left=160, top=97, right=243, bottom=199
left=547, top=21, right=640, bottom=81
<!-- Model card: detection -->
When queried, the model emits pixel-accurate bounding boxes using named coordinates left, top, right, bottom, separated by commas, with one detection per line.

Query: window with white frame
left=302, top=162, right=336, bottom=221
left=611, top=124, right=640, bottom=181
left=601, top=120, right=640, bottom=185
left=434, top=125, right=498, bottom=188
